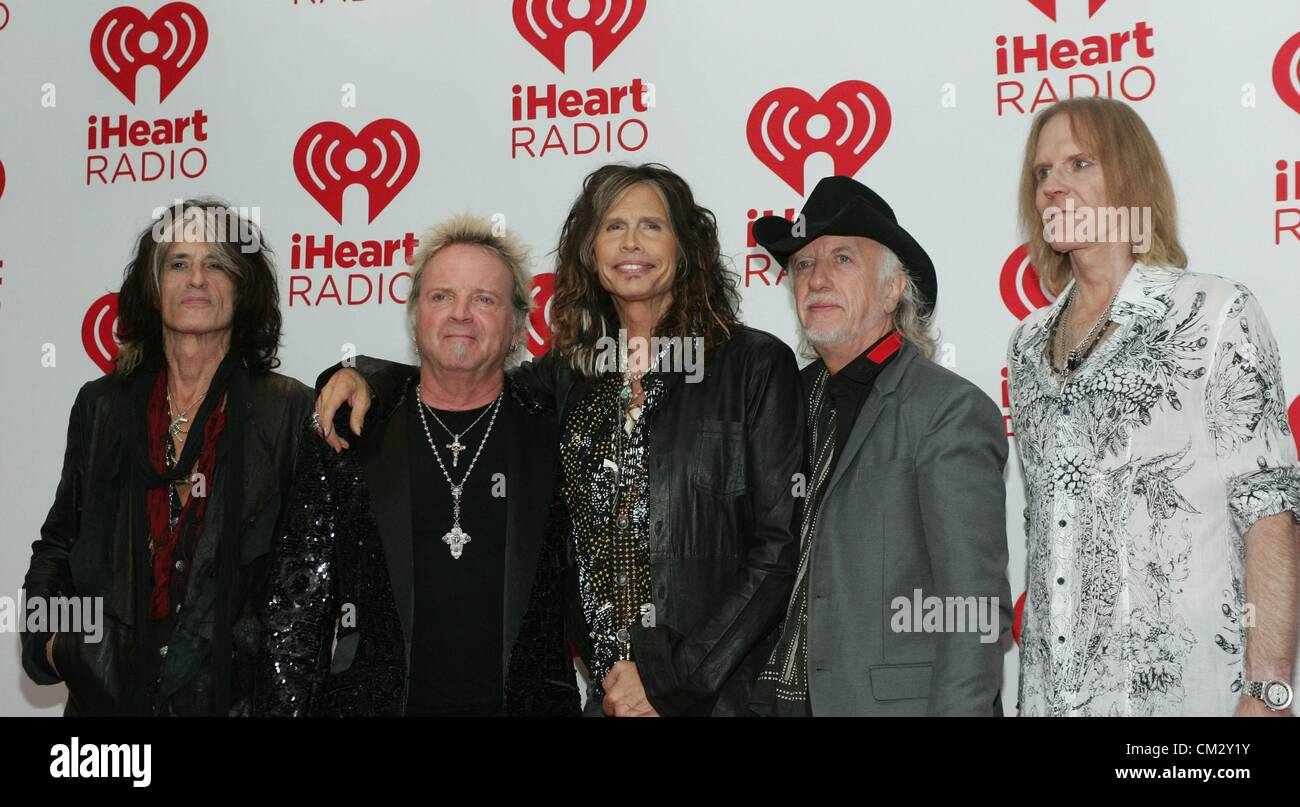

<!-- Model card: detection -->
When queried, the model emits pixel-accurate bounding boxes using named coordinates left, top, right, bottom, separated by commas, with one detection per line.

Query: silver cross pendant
left=442, top=525, right=471, bottom=559
left=446, top=436, right=464, bottom=467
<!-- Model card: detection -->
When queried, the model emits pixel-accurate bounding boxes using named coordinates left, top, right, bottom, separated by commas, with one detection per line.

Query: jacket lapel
left=180, top=392, right=264, bottom=629
left=501, top=384, right=555, bottom=671
left=821, top=342, right=918, bottom=502
left=360, top=393, right=415, bottom=652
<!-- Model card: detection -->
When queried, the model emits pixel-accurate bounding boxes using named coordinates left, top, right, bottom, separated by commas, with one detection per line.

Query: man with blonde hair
left=259, top=215, right=578, bottom=716
left=1008, top=97, right=1299, bottom=717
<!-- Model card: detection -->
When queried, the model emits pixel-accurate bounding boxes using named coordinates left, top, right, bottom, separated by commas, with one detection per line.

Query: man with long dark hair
left=22, top=199, right=313, bottom=716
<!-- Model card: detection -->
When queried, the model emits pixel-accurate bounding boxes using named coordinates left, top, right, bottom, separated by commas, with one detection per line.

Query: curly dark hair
left=550, top=163, right=740, bottom=374
left=115, top=198, right=282, bottom=375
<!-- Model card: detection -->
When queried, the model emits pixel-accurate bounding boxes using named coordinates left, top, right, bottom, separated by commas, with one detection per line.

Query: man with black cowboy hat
left=749, top=175, right=1012, bottom=716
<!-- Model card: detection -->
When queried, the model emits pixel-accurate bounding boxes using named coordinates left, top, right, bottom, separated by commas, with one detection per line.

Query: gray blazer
left=805, top=342, right=1011, bottom=716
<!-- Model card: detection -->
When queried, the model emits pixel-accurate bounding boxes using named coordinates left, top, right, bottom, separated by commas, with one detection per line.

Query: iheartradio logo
left=0, top=158, right=5, bottom=201
left=513, top=0, right=644, bottom=73
left=747, top=80, right=891, bottom=195
left=527, top=272, right=556, bottom=356
left=999, top=243, right=1055, bottom=320
left=90, top=2, right=207, bottom=104
left=82, top=292, right=120, bottom=374
left=1289, top=396, right=1300, bottom=460
left=1026, top=0, right=1107, bottom=22
left=294, top=120, right=420, bottom=225
left=1274, top=32, right=1300, bottom=115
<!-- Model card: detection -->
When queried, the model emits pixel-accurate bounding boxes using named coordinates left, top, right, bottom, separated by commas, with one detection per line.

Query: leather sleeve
left=21, top=384, right=91, bottom=685
left=315, top=356, right=417, bottom=439
left=632, top=338, right=803, bottom=715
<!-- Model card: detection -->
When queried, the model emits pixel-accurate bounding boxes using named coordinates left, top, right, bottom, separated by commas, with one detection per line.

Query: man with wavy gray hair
left=750, top=176, right=1012, bottom=715
left=260, top=214, right=579, bottom=716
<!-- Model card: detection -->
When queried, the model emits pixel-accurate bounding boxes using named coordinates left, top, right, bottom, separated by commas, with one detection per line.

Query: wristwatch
left=1244, top=679, right=1293, bottom=711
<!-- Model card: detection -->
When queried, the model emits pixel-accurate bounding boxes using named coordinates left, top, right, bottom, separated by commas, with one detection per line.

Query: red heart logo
left=999, top=243, right=1056, bottom=321
left=293, top=119, right=421, bottom=225
left=527, top=272, right=555, bottom=357
left=1012, top=590, right=1027, bottom=646
left=1026, top=0, right=1107, bottom=22
left=90, top=2, right=208, bottom=104
left=1273, top=31, right=1300, bottom=115
left=1288, top=396, right=1300, bottom=460
left=82, top=292, right=120, bottom=374
left=513, top=0, right=645, bottom=73
left=0, top=159, right=6, bottom=201
left=747, top=80, right=892, bottom=195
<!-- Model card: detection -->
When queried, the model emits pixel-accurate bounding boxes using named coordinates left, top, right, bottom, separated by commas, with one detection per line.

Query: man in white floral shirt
left=1008, top=97, right=1300, bottom=717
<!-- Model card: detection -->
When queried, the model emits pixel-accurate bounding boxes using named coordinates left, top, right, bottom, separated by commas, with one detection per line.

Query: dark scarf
left=751, top=331, right=902, bottom=716
left=145, top=369, right=225, bottom=620
left=129, top=350, right=246, bottom=715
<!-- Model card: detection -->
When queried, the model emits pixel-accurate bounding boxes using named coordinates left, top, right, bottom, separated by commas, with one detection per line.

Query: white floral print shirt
left=1008, top=263, right=1300, bottom=716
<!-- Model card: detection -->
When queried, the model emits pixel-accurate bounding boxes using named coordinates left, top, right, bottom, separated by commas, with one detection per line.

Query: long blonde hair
left=1017, top=97, right=1187, bottom=295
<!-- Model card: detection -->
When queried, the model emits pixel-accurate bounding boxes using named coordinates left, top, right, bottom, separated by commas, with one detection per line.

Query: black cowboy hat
left=752, top=175, right=937, bottom=315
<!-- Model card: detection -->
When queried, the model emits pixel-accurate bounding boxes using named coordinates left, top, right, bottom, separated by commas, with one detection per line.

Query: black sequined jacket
left=258, top=377, right=580, bottom=717
left=334, top=327, right=805, bottom=716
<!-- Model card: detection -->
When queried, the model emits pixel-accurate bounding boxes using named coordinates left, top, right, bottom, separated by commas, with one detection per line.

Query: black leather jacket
left=21, top=370, right=313, bottom=716
left=338, top=326, right=803, bottom=715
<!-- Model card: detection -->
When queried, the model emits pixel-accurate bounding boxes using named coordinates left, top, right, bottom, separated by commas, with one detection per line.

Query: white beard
left=805, top=320, right=861, bottom=348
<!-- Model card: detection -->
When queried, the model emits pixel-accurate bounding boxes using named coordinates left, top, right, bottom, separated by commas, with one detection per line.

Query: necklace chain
left=415, top=389, right=503, bottom=559
left=1052, top=284, right=1119, bottom=390
left=419, top=384, right=496, bottom=441
left=166, top=386, right=207, bottom=439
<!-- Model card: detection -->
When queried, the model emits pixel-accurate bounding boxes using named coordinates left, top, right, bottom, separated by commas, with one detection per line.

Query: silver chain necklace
left=166, top=388, right=207, bottom=440
left=415, top=390, right=503, bottom=559
left=418, top=384, right=496, bottom=467
left=1052, top=284, right=1119, bottom=394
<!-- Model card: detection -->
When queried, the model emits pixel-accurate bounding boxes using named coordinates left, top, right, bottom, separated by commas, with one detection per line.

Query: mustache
left=802, top=292, right=845, bottom=309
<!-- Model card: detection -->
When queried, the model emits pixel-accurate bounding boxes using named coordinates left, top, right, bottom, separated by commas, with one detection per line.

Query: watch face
left=1264, top=682, right=1292, bottom=709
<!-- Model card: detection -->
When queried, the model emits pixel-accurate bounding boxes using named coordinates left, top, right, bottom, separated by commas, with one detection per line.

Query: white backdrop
left=1, top=0, right=1298, bottom=716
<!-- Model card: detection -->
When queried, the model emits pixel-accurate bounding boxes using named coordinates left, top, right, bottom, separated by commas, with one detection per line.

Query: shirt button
left=616, top=573, right=628, bottom=586
left=1057, top=636, right=1065, bottom=643
left=174, top=560, right=186, bottom=572
left=616, top=515, right=630, bottom=530
left=1056, top=577, right=1065, bottom=585
left=175, top=602, right=183, bottom=614
left=159, top=644, right=169, bottom=658
left=1058, top=519, right=1067, bottom=527
left=616, top=629, right=631, bottom=643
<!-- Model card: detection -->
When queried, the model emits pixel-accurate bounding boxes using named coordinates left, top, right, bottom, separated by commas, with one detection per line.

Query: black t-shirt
left=405, top=393, right=509, bottom=717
